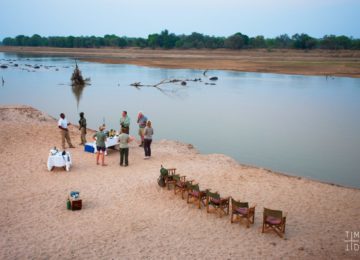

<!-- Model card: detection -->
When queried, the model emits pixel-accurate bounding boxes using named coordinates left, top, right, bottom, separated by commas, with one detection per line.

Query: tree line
left=2, top=30, right=360, bottom=50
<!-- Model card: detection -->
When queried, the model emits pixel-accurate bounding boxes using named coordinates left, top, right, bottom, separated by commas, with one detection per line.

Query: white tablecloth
left=47, top=150, right=72, bottom=171
left=90, top=136, right=120, bottom=154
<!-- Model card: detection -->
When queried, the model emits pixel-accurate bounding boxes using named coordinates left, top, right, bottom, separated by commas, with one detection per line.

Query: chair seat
left=266, top=216, right=282, bottom=225
left=210, top=198, right=228, bottom=205
left=189, top=191, right=199, bottom=197
left=176, top=182, right=185, bottom=188
left=211, top=198, right=223, bottom=205
left=235, top=207, right=248, bottom=215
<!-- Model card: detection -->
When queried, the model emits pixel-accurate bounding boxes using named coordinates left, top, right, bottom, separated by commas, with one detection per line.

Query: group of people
left=57, top=111, right=154, bottom=167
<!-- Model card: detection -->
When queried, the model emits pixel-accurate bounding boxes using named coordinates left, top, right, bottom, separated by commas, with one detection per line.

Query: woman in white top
left=143, top=120, right=153, bottom=159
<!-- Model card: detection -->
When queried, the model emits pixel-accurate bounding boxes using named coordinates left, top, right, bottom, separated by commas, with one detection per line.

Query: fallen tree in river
left=71, top=61, right=90, bottom=86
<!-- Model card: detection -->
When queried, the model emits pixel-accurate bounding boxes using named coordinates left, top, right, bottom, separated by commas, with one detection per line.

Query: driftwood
left=130, top=78, right=202, bottom=89
left=129, top=70, right=218, bottom=96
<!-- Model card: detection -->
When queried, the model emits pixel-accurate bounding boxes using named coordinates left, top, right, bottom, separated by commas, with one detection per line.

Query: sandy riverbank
left=0, top=105, right=359, bottom=259
left=1, top=46, right=360, bottom=78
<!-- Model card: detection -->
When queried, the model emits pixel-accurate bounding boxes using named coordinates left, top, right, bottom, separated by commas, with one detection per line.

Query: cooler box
left=71, top=199, right=82, bottom=210
left=84, top=143, right=95, bottom=153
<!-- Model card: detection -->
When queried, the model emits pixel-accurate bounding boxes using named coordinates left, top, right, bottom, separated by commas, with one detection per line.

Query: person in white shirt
left=58, top=113, right=75, bottom=149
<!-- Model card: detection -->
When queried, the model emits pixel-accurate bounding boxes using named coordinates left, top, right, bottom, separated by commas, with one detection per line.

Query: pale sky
left=1, top=0, right=359, bottom=40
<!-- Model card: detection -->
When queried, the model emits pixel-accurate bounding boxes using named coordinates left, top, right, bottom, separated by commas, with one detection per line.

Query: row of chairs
left=161, top=167, right=287, bottom=238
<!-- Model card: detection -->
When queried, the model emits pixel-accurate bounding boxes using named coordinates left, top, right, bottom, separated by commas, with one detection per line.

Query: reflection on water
left=1, top=52, right=360, bottom=188
left=71, top=84, right=86, bottom=108
left=70, top=62, right=90, bottom=108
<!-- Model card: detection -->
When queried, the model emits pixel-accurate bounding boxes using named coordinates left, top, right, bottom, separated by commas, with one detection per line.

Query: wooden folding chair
left=230, top=198, right=256, bottom=228
left=161, top=167, right=176, bottom=190
left=186, top=183, right=207, bottom=209
left=262, top=208, right=287, bottom=238
left=206, top=191, right=230, bottom=217
left=173, top=175, right=193, bottom=199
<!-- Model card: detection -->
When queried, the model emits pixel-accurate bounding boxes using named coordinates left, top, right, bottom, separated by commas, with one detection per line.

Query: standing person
left=78, top=112, right=87, bottom=145
left=93, top=125, right=107, bottom=166
left=120, top=111, right=130, bottom=134
left=143, top=120, right=153, bottom=159
left=137, top=112, right=148, bottom=147
left=58, top=113, right=75, bottom=149
left=119, top=128, right=131, bottom=167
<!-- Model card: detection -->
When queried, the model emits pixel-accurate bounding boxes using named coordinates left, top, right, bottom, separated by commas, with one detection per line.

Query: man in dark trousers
left=119, top=128, right=131, bottom=166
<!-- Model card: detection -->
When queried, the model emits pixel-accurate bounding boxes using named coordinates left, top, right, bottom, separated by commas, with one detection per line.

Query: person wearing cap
left=137, top=111, right=148, bottom=147
left=93, top=125, right=107, bottom=166
left=78, top=112, right=87, bottom=145
left=58, top=113, right=75, bottom=149
left=120, top=111, right=130, bottom=134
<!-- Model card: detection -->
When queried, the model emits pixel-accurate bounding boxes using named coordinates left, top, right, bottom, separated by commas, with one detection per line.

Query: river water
left=1, top=52, right=359, bottom=188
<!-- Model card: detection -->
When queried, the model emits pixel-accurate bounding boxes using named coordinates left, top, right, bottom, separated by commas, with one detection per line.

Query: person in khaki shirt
left=58, top=113, right=75, bottom=149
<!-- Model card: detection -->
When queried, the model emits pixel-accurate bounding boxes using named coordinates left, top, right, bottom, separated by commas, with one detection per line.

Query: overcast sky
left=1, top=0, right=359, bottom=40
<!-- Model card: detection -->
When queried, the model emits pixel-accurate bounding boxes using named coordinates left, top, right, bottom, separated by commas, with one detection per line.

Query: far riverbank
left=1, top=46, right=360, bottom=78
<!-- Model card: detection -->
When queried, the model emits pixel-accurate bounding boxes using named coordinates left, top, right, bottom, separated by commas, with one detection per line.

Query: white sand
left=0, top=105, right=359, bottom=259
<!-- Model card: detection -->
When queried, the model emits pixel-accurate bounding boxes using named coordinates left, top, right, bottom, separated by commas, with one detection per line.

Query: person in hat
left=93, top=125, right=107, bottom=166
left=78, top=112, right=87, bottom=145
left=58, top=113, right=75, bottom=149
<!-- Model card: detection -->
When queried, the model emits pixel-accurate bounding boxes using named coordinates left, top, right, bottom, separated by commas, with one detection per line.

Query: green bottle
left=67, top=199, right=71, bottom=210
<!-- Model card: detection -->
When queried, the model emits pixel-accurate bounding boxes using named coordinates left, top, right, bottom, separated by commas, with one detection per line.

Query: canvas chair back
left=184, top=181, right=192, bottom=187
left=207, top=190, right=220, bottom=200
left=192, top=184, right=200, bottom=191
left=172, top=174, right=181, bottom=181
left=187, top=183, right=200, bottom=192
left=264, top=208, right=283, bottom=219
left=231, top=199, right=249, bottom=208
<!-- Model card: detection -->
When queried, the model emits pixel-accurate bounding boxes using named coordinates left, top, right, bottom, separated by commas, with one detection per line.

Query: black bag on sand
left=158, top=165, right=168, bottom=187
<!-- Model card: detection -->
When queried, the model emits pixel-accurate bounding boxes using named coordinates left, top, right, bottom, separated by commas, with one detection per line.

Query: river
left=1, top=52, right=359, bottom=188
